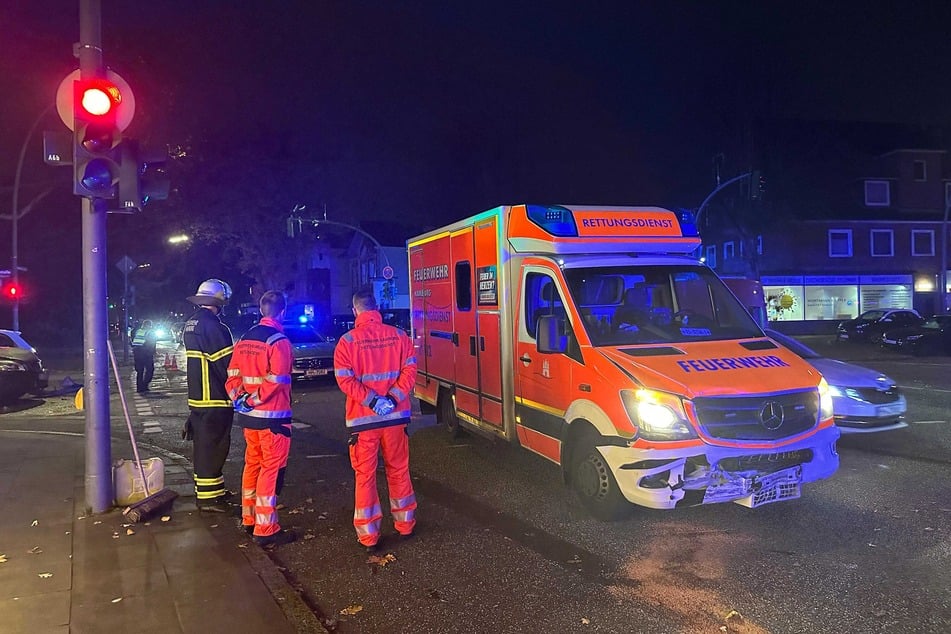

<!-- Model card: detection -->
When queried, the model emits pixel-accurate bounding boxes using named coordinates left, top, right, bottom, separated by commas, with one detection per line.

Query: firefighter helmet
left=187, top=278, right=232, bottom=307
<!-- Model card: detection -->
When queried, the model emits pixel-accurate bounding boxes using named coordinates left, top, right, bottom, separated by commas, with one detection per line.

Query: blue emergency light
left=526, top=205, right=578, bottom=237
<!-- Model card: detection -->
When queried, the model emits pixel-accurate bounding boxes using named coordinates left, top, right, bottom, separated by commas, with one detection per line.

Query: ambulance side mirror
left=537, top=315, right=568, bottom=354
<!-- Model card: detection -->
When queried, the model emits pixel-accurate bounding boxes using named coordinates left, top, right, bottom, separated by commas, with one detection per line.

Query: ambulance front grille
left=693, top=389, right=819, bottom=441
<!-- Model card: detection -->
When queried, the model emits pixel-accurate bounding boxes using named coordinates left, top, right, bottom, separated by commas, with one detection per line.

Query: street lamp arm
left=294, top=215, right=391, bottom=268
left=695, top=171, right=752, bottom=227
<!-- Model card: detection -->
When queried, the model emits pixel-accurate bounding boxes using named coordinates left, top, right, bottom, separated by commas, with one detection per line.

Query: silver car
left=283, top=324, right=336, bottom=380
left=766, top=330, right=907, bottom=434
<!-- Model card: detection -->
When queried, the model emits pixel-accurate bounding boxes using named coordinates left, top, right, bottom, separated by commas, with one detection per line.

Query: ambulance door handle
left=469, top=336, right=477, bottom=356
left=452, top=332, right=459, bottom=346
left=480, top=336, right=485, bottom=351
left=519, top=354, right=532, bottom=364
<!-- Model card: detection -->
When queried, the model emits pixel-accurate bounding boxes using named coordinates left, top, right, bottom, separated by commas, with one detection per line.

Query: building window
left=864, top=180, right=890, bottom=207
left=829, top=229, right=852, bottom=257
left=913, top=160, right=927, bottom=182
left=912, top=229, right=935, bottom=256
left=705, top=245, right=717, bottom=268
left=723, top=241, right=734, bottom=261
left=870, top=229, right=894, bottom=257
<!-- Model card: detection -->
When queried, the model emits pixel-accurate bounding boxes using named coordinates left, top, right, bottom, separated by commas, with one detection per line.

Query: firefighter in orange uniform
left=334, top=289, right=418, bottom=553
left=225, top=291, right=297, bottom=548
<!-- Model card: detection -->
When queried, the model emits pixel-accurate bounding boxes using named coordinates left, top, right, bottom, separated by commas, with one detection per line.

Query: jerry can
left=114, top=458, right=165, bottom=505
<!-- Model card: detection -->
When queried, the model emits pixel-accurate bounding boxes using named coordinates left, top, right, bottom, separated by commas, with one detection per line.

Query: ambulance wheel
left=572, top=438, right=628, bottom=521
left=439, top=391, right=463, bottom=438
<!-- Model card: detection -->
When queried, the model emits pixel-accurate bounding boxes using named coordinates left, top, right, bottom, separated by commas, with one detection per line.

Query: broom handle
left=107, top=339, right=153, bottom=497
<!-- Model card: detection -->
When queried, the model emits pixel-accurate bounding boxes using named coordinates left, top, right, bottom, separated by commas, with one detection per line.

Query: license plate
left=305, top=369, right=329, bottom=377
left=876, top=402, right=905, bottom=417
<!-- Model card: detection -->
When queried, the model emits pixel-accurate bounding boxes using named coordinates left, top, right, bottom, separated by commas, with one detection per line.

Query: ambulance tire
left=572, top=436, right=628, bottom=521
left=438, top=390, right=463, bottom=438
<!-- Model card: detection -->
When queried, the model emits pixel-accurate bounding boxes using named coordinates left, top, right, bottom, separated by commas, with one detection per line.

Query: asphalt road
left=3, top=339, right=949, bottom=633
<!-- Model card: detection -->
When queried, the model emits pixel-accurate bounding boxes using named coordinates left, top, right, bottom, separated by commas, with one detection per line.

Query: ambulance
left=408, top=204, right=839, bottom=519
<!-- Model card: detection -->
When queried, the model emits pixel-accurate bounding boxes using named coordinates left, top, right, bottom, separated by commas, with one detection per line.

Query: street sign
left=382, top=265, right=394, bottom=280
left=0, top=270, right=10, bottom=278
left=115, top=255, right=137, bottom=274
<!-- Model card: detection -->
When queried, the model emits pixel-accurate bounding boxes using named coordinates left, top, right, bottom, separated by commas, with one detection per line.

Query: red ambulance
left=408, top=204, right=839, bottom=519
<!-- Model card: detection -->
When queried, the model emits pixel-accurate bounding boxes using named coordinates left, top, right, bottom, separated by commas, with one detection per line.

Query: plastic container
left=113, top=458, right=165, bottom=505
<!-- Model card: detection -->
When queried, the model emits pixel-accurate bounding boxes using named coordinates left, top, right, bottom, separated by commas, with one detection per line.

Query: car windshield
left=284, top=326, right=328, bottom=344
left=764, top=329, right=821, bottom=359
left=562, top=265, right=763, bottom=346
left=859, top=310, right=886, bottom=321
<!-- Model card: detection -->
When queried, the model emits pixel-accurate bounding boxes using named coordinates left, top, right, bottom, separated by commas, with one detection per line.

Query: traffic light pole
left=78, top=0, right=113, bottom=514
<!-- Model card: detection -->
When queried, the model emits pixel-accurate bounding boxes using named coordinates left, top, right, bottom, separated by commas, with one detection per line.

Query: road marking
left=142, top=420, right=161, bottom=427
left=291, top=422, right=310, bottom=429
left=911, top=420, right=948, bottom=425
left=142, top=428, right=163, bottom=434
left=900, top=385, right=951, bottom=393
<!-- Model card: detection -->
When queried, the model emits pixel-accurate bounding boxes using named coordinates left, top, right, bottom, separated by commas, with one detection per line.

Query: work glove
left=234, top=393, right=254, bottom=414
left=370, top=395, right=396, bottom=417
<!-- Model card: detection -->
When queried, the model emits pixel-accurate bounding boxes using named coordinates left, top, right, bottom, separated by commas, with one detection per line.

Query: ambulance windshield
left=564, top=265, right=763, bottom=346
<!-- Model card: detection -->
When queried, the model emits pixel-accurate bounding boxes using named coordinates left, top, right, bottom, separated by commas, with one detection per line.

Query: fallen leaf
left=581, top=618, right=590, bottom=625
left=238, top=544, right=248, bottom=549
left=367, top=553, right=397, bottom=567
left=318, top=513, right=328, bottom=520
left=924, top=527, right=934, bottom=531
left=288, top=508, right=303, bottom=515
left=567, top=556, right=581, bottom=564
left=304, top=533, right=316, bottom=540
left=276, top=503, right=286, bottom=510
left=111, top=597, right=123, bottom=603
left=868, top=543, right=877, bottom=548
left=38, top=572, right=53, bottom=578
left=724, top=609, right=744, bottom=624
left=112, top=533, right=120, bottom=539
left=28, top=547, right=42, bottom=554
left=93, top=520, right=102, bottom=525
left=0, top=554, right=7, bottom=563
left=161, top=516, right=171, bottom=522
left=340, top=605, right=363, bottom=616
left=31, top=520, right=38, bottom=527
left=210, top=524, right=219, bottom=528
left=126, top=529, right=135, bottom=536
left=305, top=497, right=313, bottom=503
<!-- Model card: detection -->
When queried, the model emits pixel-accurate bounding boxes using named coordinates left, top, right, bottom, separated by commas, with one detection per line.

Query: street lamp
left=167, top=234, right=189, bottom=245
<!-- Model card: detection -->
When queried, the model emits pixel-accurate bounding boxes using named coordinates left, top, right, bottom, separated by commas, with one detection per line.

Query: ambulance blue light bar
left=526, top=205, right=578, bottom=237
left=676, top=208, right=699, bottom=237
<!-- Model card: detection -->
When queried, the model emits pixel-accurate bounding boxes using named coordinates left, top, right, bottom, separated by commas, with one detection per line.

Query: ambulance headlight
left=818, top=377, right=835, bottom=422
left=621, top=389, right=697, bottom=441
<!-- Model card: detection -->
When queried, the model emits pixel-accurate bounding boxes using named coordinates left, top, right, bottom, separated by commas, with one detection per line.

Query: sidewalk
left=0, top=403, right=324, bottom=632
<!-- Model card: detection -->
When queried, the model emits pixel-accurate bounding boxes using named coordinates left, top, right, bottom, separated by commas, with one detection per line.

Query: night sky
left=3, top=1, right=951, bottom=340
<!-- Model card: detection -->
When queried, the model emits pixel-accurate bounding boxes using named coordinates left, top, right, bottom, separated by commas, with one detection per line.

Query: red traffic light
left=76, top=79, right=121, bottom=118
left=2, top=283, right=19, bottom=300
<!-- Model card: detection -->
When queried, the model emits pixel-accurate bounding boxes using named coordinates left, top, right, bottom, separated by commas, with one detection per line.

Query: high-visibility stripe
left=227, top=368, right=240, bottom=376
left=390, top=387, right=406, bottom=401
left=195, top=476, right=224, bottom=486
left=265, top=333, right=287, bottom=345
left=355, top=519, right=381, bottom=536
left=241, top=408, right=293, bottom=419
left=342, top=333, right=353, bottom=343
left=390, top=494, right=416, bottom=509
left=255, top=512, right=277, bottom=525
left=361, top=392, right=376, bottom=406
left=188, top=398, right=233, bottom=408
left=393, top=509, right=415, bottom=523
left=242, top=488, right=255, bottom=498
left=346, top=410, right=410, bottom=428
left=406, top=356, right=417, bottom=365
left=335, top=368, right=354, bottom=377
left=243, top=376, right=265, bottom=384
left=354, top=504, right=382, bottom=520
left=359, top=371, right=400, bottom=382
left=265, top=373, right=292, bottom=384
left=207, top=346, right=233, bottom=362
left=256, top=495, right=278, bottom=507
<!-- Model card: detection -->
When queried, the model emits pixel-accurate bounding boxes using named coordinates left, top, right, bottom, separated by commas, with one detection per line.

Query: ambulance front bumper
left=598, top=425, right=841, bottom=510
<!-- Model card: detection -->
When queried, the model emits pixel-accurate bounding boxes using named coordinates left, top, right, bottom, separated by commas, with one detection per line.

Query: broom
left=107, top=339, right=179, bottom=522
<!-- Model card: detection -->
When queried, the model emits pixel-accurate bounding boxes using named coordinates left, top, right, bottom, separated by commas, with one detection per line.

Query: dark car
left=283, top=323, right=337, bottom=380
left=881, top=314, right=951, bottom=355
left=0, top=329, right=49, bottom=405
left=835, top=308, right=922, bottom=344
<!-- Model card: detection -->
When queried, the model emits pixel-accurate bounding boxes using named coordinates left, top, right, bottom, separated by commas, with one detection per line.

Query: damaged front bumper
left=597, top=425, right=841, bottom=510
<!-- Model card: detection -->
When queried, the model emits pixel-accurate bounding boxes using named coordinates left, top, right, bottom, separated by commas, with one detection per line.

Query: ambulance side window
left=455, top=261, right=472, bottom=311
left=525, top=272, right=566, bottom=339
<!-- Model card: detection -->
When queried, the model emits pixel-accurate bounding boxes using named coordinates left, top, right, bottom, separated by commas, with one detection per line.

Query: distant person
left=130, top=319, right=158, bottom=393
left=334, top=289, right=418, bottom=553
left=182, top=278, right=235, bottom=513
left=226, top=291, right=297, bottom=548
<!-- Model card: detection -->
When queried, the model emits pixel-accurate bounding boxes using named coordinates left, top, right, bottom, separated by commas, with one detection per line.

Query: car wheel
left=571, top=434, right=628, bottom=521
left=438, top=390, right=463, bottom=438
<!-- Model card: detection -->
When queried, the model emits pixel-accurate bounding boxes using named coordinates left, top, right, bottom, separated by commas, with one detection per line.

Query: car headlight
left=621, top=389, right=697, bottom=441
left=907, top=334, right=923, bottom=341
left=818, top=377, right=835, bottom=421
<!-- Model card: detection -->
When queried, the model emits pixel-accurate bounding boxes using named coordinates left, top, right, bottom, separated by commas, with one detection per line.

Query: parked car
left=835, top=308, right=922, bottom=344
left=880, top=314, right=951, bottom=355
left=0, top=329, right=49, bottom=405
left=283, top=323, right=336, bottom=380
left=766, top=329, right=907, bottom=434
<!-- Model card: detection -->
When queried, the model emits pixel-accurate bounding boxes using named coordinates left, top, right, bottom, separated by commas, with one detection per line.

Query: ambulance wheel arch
left=436, top=386, right=463, bottom=438
left=564, top=422, right=630, bottom=521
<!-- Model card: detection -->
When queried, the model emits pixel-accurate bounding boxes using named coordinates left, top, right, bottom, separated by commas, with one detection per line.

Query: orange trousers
left=349, top=425, right=417, bottom=546
left=242, top=428, right=291, bottom=538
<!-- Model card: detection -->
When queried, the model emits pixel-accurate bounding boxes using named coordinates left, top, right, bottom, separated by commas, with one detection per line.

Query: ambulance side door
left=513, top=265, right=575, bottom=463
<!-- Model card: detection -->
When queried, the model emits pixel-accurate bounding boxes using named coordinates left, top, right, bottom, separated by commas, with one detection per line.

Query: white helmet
left=187, top=278, right=232, bottom=307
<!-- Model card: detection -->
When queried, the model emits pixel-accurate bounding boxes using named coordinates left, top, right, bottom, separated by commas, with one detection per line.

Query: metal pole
left=695, top=171, right=752, bottom=228
left=942, top=202, right=949, bottom=313
left=10, top=105, right=53, bottom=331
left=122, top=267, right=129, bottom=363
left=79, top=0, right=112, bottom=514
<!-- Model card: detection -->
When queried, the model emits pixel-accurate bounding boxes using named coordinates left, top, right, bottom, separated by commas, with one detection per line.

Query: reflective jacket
left=131, top=326, right=157, bottom=356
left=334, top=310, right=417, bottom=432
left=226, top=317, right=294, bottom=431
left=183, top=307, right=234, bottom=409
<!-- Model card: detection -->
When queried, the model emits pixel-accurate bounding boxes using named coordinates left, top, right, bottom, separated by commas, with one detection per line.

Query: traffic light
left=1, top=282, right=20, bottom=301
left=73, top=78, right=123, bottom=198
left=750, top=170, right=766, bottom=200
left=117, top=140, right=171, bottom=211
